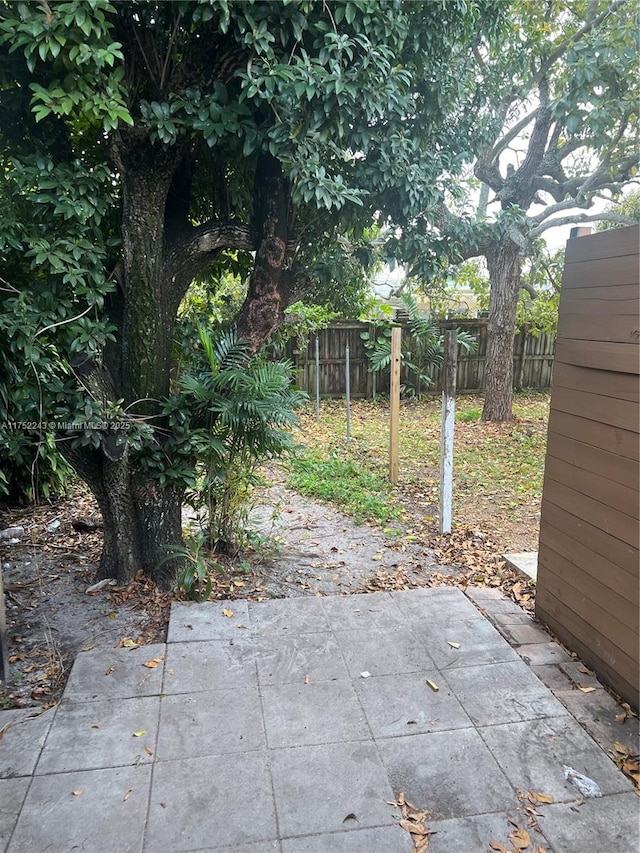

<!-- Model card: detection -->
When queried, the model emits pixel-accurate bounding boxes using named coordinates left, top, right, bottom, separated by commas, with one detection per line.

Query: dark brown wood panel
left=554, top=339, right=639, bottom=374
left=565, top=226, right=639, bottom=263
left=551, top=362, right=640, bottom=403
left=551, top=387, right=640, bottom=432
left=557, top=313, right=640, bottom=344
left=538, top=543, right=638, bottom=633
left=547, top=409, right=639, bottom=460
left=540, top=499, right=638, bottom=575
left=561, top=254, right=639, bottom=289
left=559, top=296, right=639, bottom=317
left=536, top=589, right=638, bottom=706
left=542, top=480, right=637, bottom=546
left=545, top=433, right=640, bottom=490
left=544, top=456, right=639, bottom=520
left=557, top=283, right=638, bottom=303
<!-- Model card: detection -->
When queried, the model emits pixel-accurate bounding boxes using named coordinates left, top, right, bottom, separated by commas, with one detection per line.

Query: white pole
left=389, top=326, right=401, bottom=483
left=345, top=343, right=351, bottom=442
left=314, top=336, right=320, bottom=421
left=439, top=330, right=457, bottom=533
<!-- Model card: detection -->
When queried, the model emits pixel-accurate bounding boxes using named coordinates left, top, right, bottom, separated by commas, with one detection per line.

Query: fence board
left=287, top=320, right=554, bottom=398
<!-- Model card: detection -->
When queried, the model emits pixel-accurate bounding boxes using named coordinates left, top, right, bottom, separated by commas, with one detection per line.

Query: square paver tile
left=444, top=661, right=569, bottom=726
left=0, top=778, right=29, bottom=853
left=270, top=741, right=397, bottom=837
left=320, top=593, right=406, bottom=632
left=479, top=716, right=634, bottom=802
left=415, top=618, right=522, bottom=670
left=163, top=639, right=257, bottom=694
left=281, top=825, right=413, bottom=852
left=146, top=751, right=276, bottom=851
left=497, top=623, right=554, bottom=646
left=248, top=598, right=330, bottom=635
left=334, top=627, right=435, bottom=678
left=36, top=696, right=159, bottom=774
left=7, top=765, right=150, bottom=853
left=63, top=643, right=166, bottom=702
left=537, top=792, right=639, bottom=853
left=425, top=813, right=525, bottom=853
left=156, top=688, right=265, bottom=760
left=377, top=728, right=517, bottom=820
left=517, top=642, right=574, bottom=666
left=355, top=672, right=471, bottom=738
left=255, top=632, right=348, bottom=685
left=168, top=600, right=250, bottom=642
left=0, top=708, right=54, bottom=778
left=392, top=587, right=483, bottom=626
left=552, top=689, right=640, bottom=756
left=261, top=680, right=369, bottom=748
left=530, top=665, right=575, bottom=693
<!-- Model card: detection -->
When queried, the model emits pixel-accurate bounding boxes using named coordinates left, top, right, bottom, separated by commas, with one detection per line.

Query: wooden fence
left=536, top=225, right=639, bottom=707
left=285, top=319, right=555, bottom=397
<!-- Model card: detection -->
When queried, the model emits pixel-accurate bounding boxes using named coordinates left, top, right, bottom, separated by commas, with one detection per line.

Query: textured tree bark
left=482, top=238, right=522, bottom=422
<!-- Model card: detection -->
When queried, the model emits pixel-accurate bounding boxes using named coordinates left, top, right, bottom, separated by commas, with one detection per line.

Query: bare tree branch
left=530, top=211, right=636, bottom=238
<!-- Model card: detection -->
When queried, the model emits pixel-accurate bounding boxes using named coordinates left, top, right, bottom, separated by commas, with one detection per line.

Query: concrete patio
left=0, top=587, right=637, bottom=852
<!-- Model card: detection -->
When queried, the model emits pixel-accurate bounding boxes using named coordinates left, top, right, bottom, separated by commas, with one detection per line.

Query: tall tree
left=410, top=0, right=639, bottom=420
left=0, top=0, right=502, bottom=585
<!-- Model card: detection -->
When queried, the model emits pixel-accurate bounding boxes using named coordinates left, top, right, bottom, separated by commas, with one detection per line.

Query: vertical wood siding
left=287, top=319, right=555, bottom=397
left=536, top=226, right=640, bottom=708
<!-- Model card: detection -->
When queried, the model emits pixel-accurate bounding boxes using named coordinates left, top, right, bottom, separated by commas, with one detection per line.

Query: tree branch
left=530, top=211, right=636, bottom=238
left=488, top=108, right=539, bottom=163
left=534, top=0, right=626, bottom=84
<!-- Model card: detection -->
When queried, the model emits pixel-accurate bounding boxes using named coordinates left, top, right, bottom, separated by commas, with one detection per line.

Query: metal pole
left=389, top=326, right=401, bottom=483
left=345, top=343, right=351, bottom=443
left=439, top=330, right=458, bottom=533
left=314, top=336, right=320, bottom=421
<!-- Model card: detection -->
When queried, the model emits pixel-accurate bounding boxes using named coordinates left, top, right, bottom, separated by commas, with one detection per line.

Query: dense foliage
left=0, top=0, right=504, bottom=583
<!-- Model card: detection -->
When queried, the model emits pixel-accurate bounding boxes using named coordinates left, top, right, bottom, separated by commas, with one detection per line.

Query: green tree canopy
left=394, top=0, right=639, bottom=420
left=0, top=0, right=504, bottom=583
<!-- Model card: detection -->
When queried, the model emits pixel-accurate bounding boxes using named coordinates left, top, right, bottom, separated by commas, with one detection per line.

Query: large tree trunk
left=62, top=145, right=292, bottom=589
left=482, top=238, right=522, bottom=422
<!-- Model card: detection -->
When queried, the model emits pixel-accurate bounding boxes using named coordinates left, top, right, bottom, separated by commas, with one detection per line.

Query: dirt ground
left=0, top=473, right=535, bottom=711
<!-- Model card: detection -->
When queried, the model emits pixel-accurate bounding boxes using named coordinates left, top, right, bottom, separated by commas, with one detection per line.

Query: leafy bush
left=361, top=293, right=477, bottom=397
left=177, top=325, right=307, bottom=553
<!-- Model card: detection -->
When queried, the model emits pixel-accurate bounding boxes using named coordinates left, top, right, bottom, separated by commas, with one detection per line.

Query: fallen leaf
left=342, top=813, right=358, bottom=823
left=0, top=723, right=10, bottom=741
left=123, top=788, right=132, bottom=801
left=577, top=663, right=595, bottom=675
left=304, top=675, right=310, bottom=684
left=236, top=623, right=247, bottom=629
left=426, top=679, right=439, bottom=692
left=121, top=637, right=140, bottom=650
left=360, top=671, right=371, bottom=678
left=105, top=666, right=115, bottom=676
left=144, top=746, right=153, bottom=755
left=529, top=791, right=554, bottom=804
left=132, top=730, right=147, bottom=738
left=142, top=656, right=164, bottom=669
left=447, top=641, right=461, bottom=649
left=108, top=611, right=116, bottom=620
left=72, top=790, right=83, bottom=796
left=577, top=685, right=596, bottom=693
left=222, top=608, right=234, bottom=617
left=489, top=842, right=509, bottom=853
left=509, top=828, right=531, bottom=849
left=615, top=713, right=627, bottom=723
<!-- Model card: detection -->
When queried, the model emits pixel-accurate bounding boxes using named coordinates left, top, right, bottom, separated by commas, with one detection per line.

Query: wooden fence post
left=389, top=326, right=401, bottom=483
left=439, top=330, right=458, bottom=533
